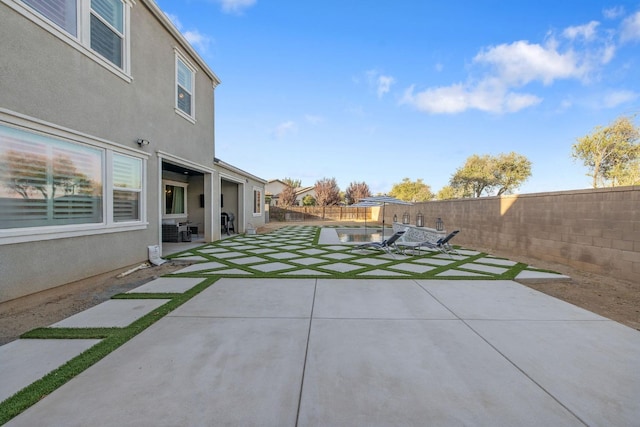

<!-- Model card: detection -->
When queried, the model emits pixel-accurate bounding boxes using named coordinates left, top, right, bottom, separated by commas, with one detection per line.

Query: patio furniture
left=351, top=230, right=405, bottom=254
left=221, top=212, right=230, bottom=236
left=401, top=230, right=460, bottom=257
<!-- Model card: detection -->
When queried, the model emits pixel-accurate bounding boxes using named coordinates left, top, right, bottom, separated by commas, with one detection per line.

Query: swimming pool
left=335, top=228, right=384, bottom=243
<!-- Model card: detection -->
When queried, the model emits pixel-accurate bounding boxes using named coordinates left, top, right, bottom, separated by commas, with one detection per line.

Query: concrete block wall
left=382, top=186, right=639, bottom=282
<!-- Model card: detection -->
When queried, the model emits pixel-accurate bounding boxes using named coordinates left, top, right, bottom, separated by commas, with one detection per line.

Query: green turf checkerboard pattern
left=166, top=226, right=562, bottom=280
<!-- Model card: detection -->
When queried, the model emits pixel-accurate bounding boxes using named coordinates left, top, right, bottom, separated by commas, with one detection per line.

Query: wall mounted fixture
left=136, top=139, right=150, bottom=147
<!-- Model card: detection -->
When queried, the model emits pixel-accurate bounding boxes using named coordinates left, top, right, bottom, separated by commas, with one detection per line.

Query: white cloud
left=183, top=30, right=211, bottom=53
left=217, top=0, right=256, bottom=14
left=366, top=70, right=396, bottom=98
left=563, top=21, right=600, bottom=41
left=400, top=20, right=621, bottom=115
left=271, top=121, right=297, bottom=139
left=473, top=40, right=585, bottom=86
left=400, top=81, right=541, bottom=114
left=602, top=90, right=638, bottom=107
left=164, top=12, right=183, bottom=30
left=304, top=114, right=324, bottom=125
left=164, top=13, right=211, bottom=53
left=603, top=6, right=625, bottom=20
left=620, top=11, right=640, bottom=42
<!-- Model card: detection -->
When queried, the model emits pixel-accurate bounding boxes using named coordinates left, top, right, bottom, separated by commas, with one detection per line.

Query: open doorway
left=161, top=161, right=207, bottom=244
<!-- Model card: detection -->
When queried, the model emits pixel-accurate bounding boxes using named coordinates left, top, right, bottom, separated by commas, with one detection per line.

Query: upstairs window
left=90, top=0, right=124, bottom=68
left=22, top=0, right=77, bottom=36
left=12, top=0, right=130, bottom=75
left=176, top=53, right=196, bottom=120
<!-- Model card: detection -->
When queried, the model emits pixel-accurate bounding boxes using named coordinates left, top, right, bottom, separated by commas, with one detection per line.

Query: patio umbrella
left=352, top=195, right=413, bottom=240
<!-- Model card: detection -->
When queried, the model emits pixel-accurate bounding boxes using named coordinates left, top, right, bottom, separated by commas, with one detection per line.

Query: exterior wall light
left=416, top=212, right=424, bottom=227
left=136, top=139, right=150, bottom=147
left=436, top=217, right=444, bottom=231
left=393, top=214, right=398, bottom=223
left=402, top=212, right=410, bottom=224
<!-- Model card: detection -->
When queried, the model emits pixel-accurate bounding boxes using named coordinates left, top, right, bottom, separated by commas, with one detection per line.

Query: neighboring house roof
left=214, top=158, right=267, bottom=184
left=142, top=0, right=221, bottom=87
left=295, top=186, right=315, bottom=198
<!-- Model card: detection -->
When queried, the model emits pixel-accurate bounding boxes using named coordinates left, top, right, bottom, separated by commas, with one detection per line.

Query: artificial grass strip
left=20, top=327, right=120, bottom=340
left=0, top=277, right=218, bottom=425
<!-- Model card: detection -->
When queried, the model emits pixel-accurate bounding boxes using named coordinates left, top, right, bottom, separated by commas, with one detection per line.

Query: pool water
left=336, top=229, right=384, bottom=243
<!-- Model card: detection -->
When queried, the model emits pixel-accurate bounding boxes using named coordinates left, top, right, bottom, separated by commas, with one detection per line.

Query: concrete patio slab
left=227, top=256, right=267, bottom=265
left=289, top=257, right=328, bottom=266
left=461, top=263, right=509, bottom=274
left=313, top=279, right=456, bottom=319
left=172, top=261, right=226, bottom=273
left=516, top=270, right=571, bottom=280
left=250, top=262, right=295, bottom=272
left=436, top=269, right=491, bottom=277
left=475, top=257, right=518, bottom=266
left=351, top=257, right=391, bottom=266
left=203, top=268, right=251, bottom=275
left=321, top=253, right=356, bottom=260
left=281, top=269, right=331, bottom=276
left=7, top=317, right=309, bottom=427
left=357, top=269, right=409, bottom=277
left=467, top=319, right=640, bottom=426
left=316, top=262, right=363, bottom=273
left=0, top=339, right=100, bottom=403
left=168, top=255, right=208, bottom=262
left=297, top=248, right=327, bottom=255
left=388, top=262, right=437, bottom=274
left=169, top=278, right=315, bottom=318
left=417, top=280, right=605, bottom=320
left=267, top=252, right=301, bottom=260
left=126, top=277, right=204, bottom=293
left=299, top=319, right=583, bottom=426
left=4, top=276, right=639, bottom=426
left=52, top=299, right=170, bottom=328
left=209, top=251, right=244, bottom=259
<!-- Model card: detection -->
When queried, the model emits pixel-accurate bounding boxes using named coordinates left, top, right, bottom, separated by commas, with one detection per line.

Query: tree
left=572, top=116, right=640, bottom=188
left=344, top=181, right=371, bottom=204
left=492, top=152, right=532, bottom=195
left=436, top=185, right=464, bottom=200
left=279, top=184, right=298, bottom=207
left=314, top=177, right=341, bottom=206
left=389, top=178, right=433, bottom=202
left=450, top=152, right=531, bottom=197
left=282, top=177, right=301, bottom=188
left=301, top=194, right=316, bottom=206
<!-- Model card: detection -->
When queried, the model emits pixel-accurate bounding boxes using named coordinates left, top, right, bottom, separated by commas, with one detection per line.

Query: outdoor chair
left=352, top=230, right=405, bottom=254
left=228, top=212, right=236, bottom=233
left=412, top=230, right=460, bottom=257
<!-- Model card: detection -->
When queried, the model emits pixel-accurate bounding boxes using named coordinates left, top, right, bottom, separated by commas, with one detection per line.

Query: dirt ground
left=1, top=221, right=638, bottom=345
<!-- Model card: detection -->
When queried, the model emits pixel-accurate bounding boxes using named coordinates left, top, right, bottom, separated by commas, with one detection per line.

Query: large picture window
left=0, top=122, right=145, bottom=237
left=0, top=125, right=103, bottom=229
left=11, top=0, right=131, bottom=74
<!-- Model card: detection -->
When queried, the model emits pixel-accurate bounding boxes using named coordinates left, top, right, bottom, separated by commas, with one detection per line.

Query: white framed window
left=175, top=50, right=196, bottom=121
left=253, top=188, right=262, bottom=216
left=7, top=0, right=132, bottom=79
left=0, top=116, right=147, bottom=244
left=112, top=153, right=141, bottom=222
left=163, top=180, right=188, bottom=218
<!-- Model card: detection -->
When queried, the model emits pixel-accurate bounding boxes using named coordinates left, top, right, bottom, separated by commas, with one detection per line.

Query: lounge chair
left=413, top=230, right=460, bottom=257
left=352, top=230, right=405, bottom=254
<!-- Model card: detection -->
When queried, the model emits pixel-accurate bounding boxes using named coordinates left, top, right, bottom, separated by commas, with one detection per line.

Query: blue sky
left=156, top=0, right=640, bottom=195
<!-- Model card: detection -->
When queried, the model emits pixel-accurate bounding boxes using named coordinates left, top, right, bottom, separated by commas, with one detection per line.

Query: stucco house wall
left=0, top=0, right=223, bottom=302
